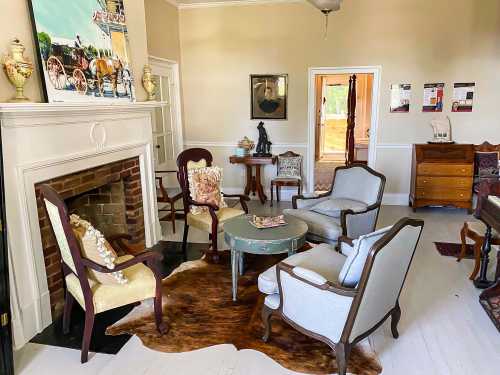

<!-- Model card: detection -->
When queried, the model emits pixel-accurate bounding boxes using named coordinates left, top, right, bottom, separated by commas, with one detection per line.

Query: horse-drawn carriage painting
left=28, top=0, right=135, bottom=102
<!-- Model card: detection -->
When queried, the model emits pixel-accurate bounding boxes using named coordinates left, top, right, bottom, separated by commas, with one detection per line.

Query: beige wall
left=145, top=0, right=181, bottom=62
left=0, top=0, right=150, bottom=102
left=179, top=0, right=500, bottom=197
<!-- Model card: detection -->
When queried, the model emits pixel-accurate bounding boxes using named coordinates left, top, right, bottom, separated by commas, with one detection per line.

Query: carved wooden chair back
left=475, top=180, right=500, bottom=217
left=176, top=148, right=213, bottom=215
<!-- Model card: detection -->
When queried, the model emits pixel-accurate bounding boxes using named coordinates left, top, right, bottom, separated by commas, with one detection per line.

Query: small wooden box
left=410, top=144, right=474, bottom=212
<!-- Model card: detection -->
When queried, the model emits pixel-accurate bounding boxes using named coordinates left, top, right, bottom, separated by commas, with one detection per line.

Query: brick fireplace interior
left=35, top=157, right=145, bottom=316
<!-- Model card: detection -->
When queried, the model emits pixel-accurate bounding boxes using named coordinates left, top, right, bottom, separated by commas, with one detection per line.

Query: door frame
left=0, top=127, right=14, bottom=375
left=307, top=66, right=382, bottom=193
left=148, top=55, right=184, bottom=158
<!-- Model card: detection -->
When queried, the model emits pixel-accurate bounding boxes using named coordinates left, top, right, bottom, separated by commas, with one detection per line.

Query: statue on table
left=254, top=121, right=272, bottom=157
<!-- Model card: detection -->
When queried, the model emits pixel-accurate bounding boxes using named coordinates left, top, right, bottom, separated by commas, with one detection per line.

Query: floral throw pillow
left=474, top=152, right=499, bottom=177
left=188, top=166, right=227, bottom=215
left=277, top=156, right=302, bottom=179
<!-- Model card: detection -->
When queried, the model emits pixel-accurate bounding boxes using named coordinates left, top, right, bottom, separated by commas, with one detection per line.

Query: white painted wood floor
left=14, top=204, right=500, bottom=375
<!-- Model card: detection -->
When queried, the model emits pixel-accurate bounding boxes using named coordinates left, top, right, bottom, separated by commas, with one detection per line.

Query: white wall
left=179, top=0, right=500, bottom=200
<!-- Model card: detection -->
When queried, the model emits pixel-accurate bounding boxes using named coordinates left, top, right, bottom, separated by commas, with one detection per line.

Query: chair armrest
left=292, top=267, right=327, bottom=286
left=277, top=262, right=357, bottom=297
left=340, top=203, right=381, bottom=238
left=222, top=193, right=250, bottom=213
left=338, top=235, right=354, bottom=247
left=155, top=176, right=168, bottom=201
left=81, top=251, right=163, bottom=273
left=188, top=199, right=219, bottom=211
left=292, top=192, right=330, bottom=209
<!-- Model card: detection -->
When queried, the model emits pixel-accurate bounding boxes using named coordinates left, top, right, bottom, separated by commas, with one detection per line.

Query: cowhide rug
left=106, top=251, right=382, bottom=375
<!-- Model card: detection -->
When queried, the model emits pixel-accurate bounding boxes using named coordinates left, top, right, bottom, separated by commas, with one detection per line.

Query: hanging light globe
left=307, top=0, right=343, bottom=38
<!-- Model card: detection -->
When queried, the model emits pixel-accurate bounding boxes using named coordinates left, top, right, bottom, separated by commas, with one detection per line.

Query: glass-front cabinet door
left=152, top=67, right=176, bottom=170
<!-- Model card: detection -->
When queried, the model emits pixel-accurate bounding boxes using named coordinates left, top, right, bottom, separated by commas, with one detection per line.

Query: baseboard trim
left=382, top=193, right=410, bottom=206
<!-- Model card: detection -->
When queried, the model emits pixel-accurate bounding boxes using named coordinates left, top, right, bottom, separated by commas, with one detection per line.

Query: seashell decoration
left=1, top=38, right=34, bottom=102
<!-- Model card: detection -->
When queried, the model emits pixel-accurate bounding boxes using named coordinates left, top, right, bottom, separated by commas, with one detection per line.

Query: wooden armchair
left=177, top=148, right=250, bottom=262
left=155, top=171, right=183, bottom=233
left=40, top=185, right=167, bottom=363
left=459, top=180, right=500, bottom=280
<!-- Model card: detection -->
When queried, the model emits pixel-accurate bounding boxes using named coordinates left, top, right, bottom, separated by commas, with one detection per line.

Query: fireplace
left=1, top=102, right=163, bottom=348
left=35, top=157, right=145, bottom=315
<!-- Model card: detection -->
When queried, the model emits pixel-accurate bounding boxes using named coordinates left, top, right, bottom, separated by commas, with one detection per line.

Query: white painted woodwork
left=0, top=102, right=165, bottom=348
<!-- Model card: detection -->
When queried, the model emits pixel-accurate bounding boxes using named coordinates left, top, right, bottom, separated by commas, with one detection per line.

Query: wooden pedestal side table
left=224, top=214, right=308, bottom=301
left=229, top=155, right=276, bottom=204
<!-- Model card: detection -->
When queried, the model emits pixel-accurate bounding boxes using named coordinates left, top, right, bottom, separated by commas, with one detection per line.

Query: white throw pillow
left=338, top=226, right=392, bottom=287
left=310, top=198, right=368, bottom=218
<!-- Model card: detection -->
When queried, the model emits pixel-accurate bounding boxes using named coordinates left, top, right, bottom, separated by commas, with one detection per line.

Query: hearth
left=35, top=157, right=145, bottom=315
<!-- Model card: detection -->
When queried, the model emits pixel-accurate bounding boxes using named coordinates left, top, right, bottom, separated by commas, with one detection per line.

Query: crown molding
left=178, top=0, right=302, bottom=10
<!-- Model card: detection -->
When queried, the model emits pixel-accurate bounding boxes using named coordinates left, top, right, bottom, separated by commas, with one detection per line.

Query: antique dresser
left=410, top=144, right=475, bottom=212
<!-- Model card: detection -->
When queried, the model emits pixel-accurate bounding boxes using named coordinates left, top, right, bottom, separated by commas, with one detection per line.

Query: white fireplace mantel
left=1, top=101, right=165, bottom=349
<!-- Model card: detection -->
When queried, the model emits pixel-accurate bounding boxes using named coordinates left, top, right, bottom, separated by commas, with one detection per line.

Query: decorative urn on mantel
left=142, top=65, right=156, bottom=101
left=1, top=38, right=34, bottom=103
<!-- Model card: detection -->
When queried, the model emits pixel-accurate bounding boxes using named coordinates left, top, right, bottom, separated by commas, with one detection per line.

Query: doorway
left=307, top=67, right=381, bottom=192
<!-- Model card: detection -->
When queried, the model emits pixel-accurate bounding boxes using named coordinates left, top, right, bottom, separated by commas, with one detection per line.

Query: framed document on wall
left=250, top=74, right=288, bottom=120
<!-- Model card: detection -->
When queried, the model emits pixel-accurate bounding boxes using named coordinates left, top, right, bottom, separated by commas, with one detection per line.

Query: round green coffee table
left=224, top=214, right=308, bottom=301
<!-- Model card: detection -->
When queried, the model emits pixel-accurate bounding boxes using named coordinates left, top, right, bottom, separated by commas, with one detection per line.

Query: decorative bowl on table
left=249, top=214, right=287, bottom=229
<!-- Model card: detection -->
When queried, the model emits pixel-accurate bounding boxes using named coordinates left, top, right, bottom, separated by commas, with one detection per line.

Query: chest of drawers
left=410, top=144, right=474, bottom=212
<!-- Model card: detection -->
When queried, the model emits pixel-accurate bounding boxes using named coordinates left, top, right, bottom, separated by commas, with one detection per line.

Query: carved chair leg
left=262, top=304, right=273, bottom=342
left=277, top=186, right=281, bottom=202
left=391, top=301, right=401, bottom=339
left=81, top=310, right=95, bottom=364
left=270, top=183, right=274, bottom=207
left=458, top=224, right=467, bottom=262
left=182, top=224, right=189, bottom=261
left=171, top=203, right=176, bottom=234
left=335, top=342, right=351, bottom=375
left=470, top=240, right=483, bottom=280
left=62, top=289, right=74, bottom=335
left=154, top=282, right=167, bottom=335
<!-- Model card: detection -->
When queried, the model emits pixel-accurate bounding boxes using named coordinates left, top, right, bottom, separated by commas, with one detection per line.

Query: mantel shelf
left=0, top=101, right=167, bottom=117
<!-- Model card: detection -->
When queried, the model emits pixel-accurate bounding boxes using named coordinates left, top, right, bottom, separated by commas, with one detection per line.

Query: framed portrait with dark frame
left=250, top=74, right=288, bottom=120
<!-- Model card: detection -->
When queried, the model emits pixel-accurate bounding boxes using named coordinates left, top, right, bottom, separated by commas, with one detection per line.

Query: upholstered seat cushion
left=310, top=198, right=368, bottom=218
left=258, top=243, right=346, bottom=295
left=466, top=221, right=500, bottom=239
left=187, top=207, right=245, bottom=233
left=283, top=208, right=342, bottom=242
left=264, top=294, right=281, bottom=310
left=65, top=255, right=156, bottom=314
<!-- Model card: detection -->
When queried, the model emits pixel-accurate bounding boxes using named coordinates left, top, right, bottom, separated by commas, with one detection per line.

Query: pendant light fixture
left=307, top=0, right=343, bottom=39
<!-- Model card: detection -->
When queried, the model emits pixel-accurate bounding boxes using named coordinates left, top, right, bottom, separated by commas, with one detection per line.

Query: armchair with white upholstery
left=258, top=218, right=424, bottom=375
left=284, top=164, right=386, bottom=244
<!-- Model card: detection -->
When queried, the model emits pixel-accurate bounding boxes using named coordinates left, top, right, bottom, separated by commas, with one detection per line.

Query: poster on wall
left=452, top=83, right=475, bottom=112
left=422, top=83, right=444, bottom=112
left=28, top=0, right=136, bottom=103
left=250, top=74, right=288, bottom=120
left=390, top=84, right=411, bottom=113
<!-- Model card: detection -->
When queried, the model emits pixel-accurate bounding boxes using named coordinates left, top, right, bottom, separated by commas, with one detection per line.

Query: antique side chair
left=155, top=171, right=183, bottom=234
left=40, top=185, right=167, bottom=363
left=270, top=151, right=302, bottom=207
left=176, top=148, right=250, bottom=262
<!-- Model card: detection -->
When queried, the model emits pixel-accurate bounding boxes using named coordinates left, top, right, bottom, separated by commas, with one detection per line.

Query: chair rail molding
left=1, top=102, right=163, bottom=349
left=184, top=140, right=308, bottom=149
